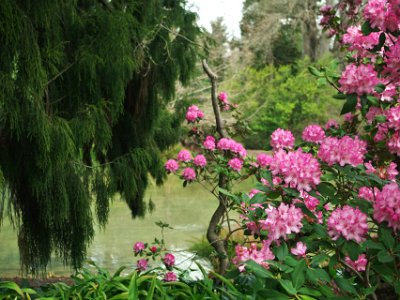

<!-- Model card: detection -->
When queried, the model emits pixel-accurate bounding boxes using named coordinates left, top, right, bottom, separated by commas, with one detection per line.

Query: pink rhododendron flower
left=325, top=119, right=339, bottom=129
left=338, top=63, right=379, bottom=95
left=291, top=242, right=307, bottom=257
left=387, top=132, right=400, bottom=155
left=256, top=153, right=273, bottom=168
left=374, top=124, right=389, bottom=142
left=228, top=158, right=243, bottom=172
left=386, top=162, right=399, bottom=180
left=373, top=182, right=400, bottom=231
left=217, top=138, right=247, bottom=157
left=364, top=0, right=400, bottom=32
left=185, top=105, right=204, bottom=122
left=177, top=149, right=192, bottom=162
left=318, top=136, right=367, bottom=167
left=164, top=271, right=177, bottom=282
left=364, top=161, right=376, bottom=174
left=327, top=205, right=368, bottom=243
left=345, top=254, right=368, bottom=272
left=260, top=203, right=304, bottom=242
left=150, top=246, right=158, bottom=253
left=302, top=191, right=320, bottom=211
left=193, top=154, right=207, bottom=167
left=163, top=253, right=175, bottom=267
left=218, top=91, right=229, bottom=104
left=385, top=106, right=400, bottom=130
left=270, top=128, right=295, bottom=150
left=343, top=112, right=355, bottom=122
left=133, top=242, right=145, bottom=254
left=232, top=241, right=275, bottom=271
left=248, top=189, right=261, bottom=198
left=302, top=124, right=326, bottom=143
left=366, top=107, right=384, bottom=124
left=270, top=149, right=321, bottom=191
left=203, top=136, right=216, bottom=150
left=384, top=38, right=400, bottom=82
left=341, top=26, right=380, bottom=57
left=136, top=258, right=148, bottom=271
left=358, top=186, right=380, bottom=202
left=164, top=159, right=179, bottom=173
left=182, top=167, right=196, bottom=181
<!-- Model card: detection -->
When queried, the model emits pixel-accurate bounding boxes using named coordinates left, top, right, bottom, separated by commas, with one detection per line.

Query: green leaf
left=361, top=21, right=373, bottom=35
left=363, top=240, right=385, bottom=250
left=342, top=241, right=361, bottom=260
left=0, top=282, right=24, bottom=296
left=298, top=287, right=322, bottom=297
left=335, top=277, right=357, bottom=295
left=340, top=94, right=357, bottom=115
left=257, top=289, right=290, bottom=300
left=275, top=242, right=289, bottom=261
left=375, top=115, right=386, bottom=123
left=374, top=83, right=386, bottom=93
left=377, top=250, right=394, bottom=263
left=308, top=66, right=322, bottom=77
left=379, top=227, right=395, bottom=249
left=306, top=268, right=331, bottom=283
left=292, top=260, right=306, bottom=289
left=246, top=260, right=273, bottom=278
left=128, top=272, right=139, bottom=300
left=367, top=95, right=379, bottom=106
left=333, top=93, right=347, bottom=100
left=317, top=182, right=336, bottom=198
left=282, top=188, right=300, bottom=198
left=279, top=279, right=297, bottom=295
left=313, top=223, right=328, bottom=238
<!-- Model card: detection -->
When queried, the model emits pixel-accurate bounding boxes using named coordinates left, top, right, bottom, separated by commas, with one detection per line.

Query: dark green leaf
left=335, top=277, right=357, bottom=295
left=298, top=287, right=322, bottom=297
left=377, top=250, right=394, bottom=263
left=246, top=260, right=273, bottom=278
left=292, top=260, right=306, bottom=289
left=282, top=188, right=300, bottom=198
left=317, top=182, right=336, bottom=198
left=279, top=279, right=297, bottom=295
left=361, top=21, right=373, bottom=35
left=379, top=227, right=395, bottom=249
left=306, top=268, right=331, bottom=283
left=333, top=93, right=347, bottom=100
left=367, top=95, right=379, bottom=106
left=340, top=94, right=357, bottom=115
left=374, top=83, right=386, bottom=93
left=275, top=242, right=289, bottom=261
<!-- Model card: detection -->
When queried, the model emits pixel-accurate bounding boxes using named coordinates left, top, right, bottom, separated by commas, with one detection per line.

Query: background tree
left=0, top=0, right=200, bottom=274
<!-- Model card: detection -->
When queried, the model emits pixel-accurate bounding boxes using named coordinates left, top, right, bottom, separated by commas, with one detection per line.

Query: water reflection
left=0, top=176, right=254, bottom=276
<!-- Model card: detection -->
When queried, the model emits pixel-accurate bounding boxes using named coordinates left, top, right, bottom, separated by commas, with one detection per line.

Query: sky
left=186, top=0, right=244, bottom=38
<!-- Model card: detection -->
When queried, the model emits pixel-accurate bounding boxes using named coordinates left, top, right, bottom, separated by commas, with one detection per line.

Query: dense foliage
left=0, top=0, right=200, bottom=274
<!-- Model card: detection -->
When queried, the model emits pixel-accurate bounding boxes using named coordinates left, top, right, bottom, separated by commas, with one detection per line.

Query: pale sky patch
left=186, top=0, right=244, bottom=38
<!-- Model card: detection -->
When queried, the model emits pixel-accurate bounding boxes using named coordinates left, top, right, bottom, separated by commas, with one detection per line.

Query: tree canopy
left=0, top=0, right=200, bottom=274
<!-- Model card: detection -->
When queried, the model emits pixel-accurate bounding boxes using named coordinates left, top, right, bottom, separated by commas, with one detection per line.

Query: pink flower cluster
left=203, top=136, right=216, bottom=150
left=134, top=242, right=145, bottom=254
left=193, top=154, right=207, bottom=167
left=302, top=125, right=326, bottom=143
left=232, top=241, right=275, bottom=271
left=177, top=149, right=192, bottom=162
left=363, top=0, right=400, bottom=32
left=338, top=63, right=379, bottom=96
left=217, top=138, right=247, bottom=157
left=228, top=158, right=243, bottom=172
left=256, top=153, right=273, bottom=168
left=358, top=186, right=379, bottom=202
left=345, top=254, right=368, bottom=272
left=327, top=205, right=368, bottom=243
left=373, top=182, right=400, bottom=231
left=318, top=136, right=367, bottom=167
left=385, top=106, right=400, bottom=130
left=384, top=39, right=400, bottom=82
left=341, top=26, right=380, bottom=57
left=260, top=203, right=304, bottom=242
left=325, top=119, right=339, bottom=129
left=163, top=253, right=175, bottom=267
left=182, top=167, right=196, bottom=181
left=365, top=161, right=398, bottom=180
left=290, top=242, right=307, bottom=257
left=217, top=92, right=233, bottom=110
left=165, top=159, right=179, bottom=173
left=270, top=149, right=321, bottom=191
left=185, top=105, right=204, bottom=123
left=270, top=128, right=295, bottom=150
left=164, top=271, right=177, bottom=282
left=136, top=258, right=148, bottom=271
left=387, top=132, right=400, bottom=155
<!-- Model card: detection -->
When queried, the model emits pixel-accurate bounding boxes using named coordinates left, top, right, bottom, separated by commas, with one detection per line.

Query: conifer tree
left=0, top=0, right=200, bottom=274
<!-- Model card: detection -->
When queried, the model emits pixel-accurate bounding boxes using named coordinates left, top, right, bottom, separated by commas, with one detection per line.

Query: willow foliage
left=0, top=0, right=200, bottom=274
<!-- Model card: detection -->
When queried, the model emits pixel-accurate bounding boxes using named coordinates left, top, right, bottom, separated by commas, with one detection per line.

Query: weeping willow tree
left=0, top=0, right=200, bottom=274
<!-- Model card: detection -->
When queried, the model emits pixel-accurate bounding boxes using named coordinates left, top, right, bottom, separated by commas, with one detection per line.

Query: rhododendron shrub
left=161, top=1, right=400, bottom=297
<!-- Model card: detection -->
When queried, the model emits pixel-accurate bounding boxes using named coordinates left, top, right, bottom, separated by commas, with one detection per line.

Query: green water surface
left=0, top=176, right=254, bottom=276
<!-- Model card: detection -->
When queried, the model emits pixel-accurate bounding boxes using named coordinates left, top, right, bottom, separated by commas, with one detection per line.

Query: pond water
left=0, top=176, right=254, bottom=277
